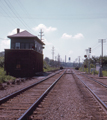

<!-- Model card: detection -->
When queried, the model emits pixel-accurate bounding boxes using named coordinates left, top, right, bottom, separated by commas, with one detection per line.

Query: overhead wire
left=3, top=0, right=31, bottom=32
left=16, top=0, right=31, bottom=18
left=0, top=38, right=9, bottom=40
left=92, top=44, right=100, bottom=52
left=0, top=0, right=20, bottom=27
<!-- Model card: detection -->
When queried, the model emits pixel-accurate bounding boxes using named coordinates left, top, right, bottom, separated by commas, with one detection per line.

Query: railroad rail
left=0, top=70, right=65, bottom=119
left=81, top=73, right=107, bottom=88
left=26, top=69, right=78, bottom=119
left=0, top=70, right=62, bottom=105
left=28, top=68, right=107, bottom=119
left=72, top=69, right=107, bottom=113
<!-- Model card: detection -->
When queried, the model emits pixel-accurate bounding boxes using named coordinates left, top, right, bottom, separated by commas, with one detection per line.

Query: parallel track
left=81, top=73, right=107, bottom=88
left=0, top=70, right=65, bottom=119
left=72, top=69, right=107, bottom=113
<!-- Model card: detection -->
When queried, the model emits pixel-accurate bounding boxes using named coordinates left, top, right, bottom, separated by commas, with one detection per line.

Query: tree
left=0, top=57, right=4, bottom=67
left=44, top=57, right=50, bottom=64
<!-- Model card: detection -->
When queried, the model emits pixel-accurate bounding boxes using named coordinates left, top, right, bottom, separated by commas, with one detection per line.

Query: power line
left=4, top=0, right=31, bottom=31
left=0, top=38, right=9, bottom=40
left=16, top=0, right=31, bottom=18
left=92, top=44, right=100, bottom=51
left=0, top=0, right=20, bottom=27
left=91, top=43, right=99, bottom=49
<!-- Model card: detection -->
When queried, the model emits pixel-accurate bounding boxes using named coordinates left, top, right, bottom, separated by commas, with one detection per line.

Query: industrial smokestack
left=17, top=28, right=20, bottom=33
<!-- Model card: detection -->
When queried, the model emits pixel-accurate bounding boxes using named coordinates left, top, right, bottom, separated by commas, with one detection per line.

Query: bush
left=43, top=60, right=59, bottom=72
left=0, top=57, right=4, bottom=67
left=0, top=67, right=15, bottom=83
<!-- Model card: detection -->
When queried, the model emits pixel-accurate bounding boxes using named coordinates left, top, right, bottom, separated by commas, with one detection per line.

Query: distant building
left=8, top=28, right=45, bottom=53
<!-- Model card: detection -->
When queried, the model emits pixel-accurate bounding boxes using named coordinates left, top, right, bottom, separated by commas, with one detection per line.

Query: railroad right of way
left=28, top=69, right=107, bottom=120
left=0, top=70, right=65, bottom=119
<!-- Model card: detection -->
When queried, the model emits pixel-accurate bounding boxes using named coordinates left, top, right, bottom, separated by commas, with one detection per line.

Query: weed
left=0, top=67, right=15, bottom=83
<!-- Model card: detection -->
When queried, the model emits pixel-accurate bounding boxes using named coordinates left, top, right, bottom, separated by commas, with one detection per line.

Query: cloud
left=33, top=24, right=57, bottom=32
left=0, top=39, right=10, bottom=51
left=61, top=33, right=72, bottom=39
left=8, top=28, right=24, bottom=35
left=61, top=33, right=84, bottom=39
left=73, top=33, right=84, bottom=39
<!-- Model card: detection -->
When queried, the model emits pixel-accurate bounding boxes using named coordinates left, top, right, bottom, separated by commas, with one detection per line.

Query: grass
left=79, top=67, right=98, bottom=75
left=0, top=67, right=15, bottom=84
left=43, top=66, right=59, bottom=72
left=102, top=71, right=107, bottom=77
left=79, top=67, right=107, bottom=76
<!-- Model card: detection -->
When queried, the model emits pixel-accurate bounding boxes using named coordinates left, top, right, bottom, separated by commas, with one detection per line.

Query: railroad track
left=72, top=69, right=107, bottom=114
left=28, top=68, right=107, bottom=119
left=81, top=73, right=107, bottom=88
left=0, top=69, right=65, bottom=120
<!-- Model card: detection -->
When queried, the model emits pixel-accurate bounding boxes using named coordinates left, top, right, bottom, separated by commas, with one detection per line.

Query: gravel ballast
left=31, top=73, right=107, bottom=120
left=0, top=76, right=46, bottom=99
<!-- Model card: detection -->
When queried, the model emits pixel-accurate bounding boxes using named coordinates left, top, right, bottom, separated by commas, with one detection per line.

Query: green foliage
left=0, top=57, right=4, bottom=67
left=89, top=56, right=107, bottom=66
left=79, top=66, right=98, bottom=75
left=102, top=70, right=107, bottom=76
left=90, top=64, right=95, bottom=68
left=79, top=67, right=83, bottom=72
left=0, top=67, right=15, bottom=83
left=91, top=70, right=98, bottom=75
left=43, top=60, right=59, bottom=72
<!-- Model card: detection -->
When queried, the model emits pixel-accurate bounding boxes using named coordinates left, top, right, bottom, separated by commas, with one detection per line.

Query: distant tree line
left=44, top=57, right=61, bottom=67
left=84, top=55, right=107, bottom=67
left=0, top=57, right=4, bottom=67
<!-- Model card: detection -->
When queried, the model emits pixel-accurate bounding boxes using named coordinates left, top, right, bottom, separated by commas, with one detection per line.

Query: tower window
left=15, top=43, right=20, bottom=49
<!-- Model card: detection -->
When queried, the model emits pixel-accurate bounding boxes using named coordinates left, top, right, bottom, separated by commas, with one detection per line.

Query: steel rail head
left=0, top=70, right=62, bottom=105
left=81, top=73, right=107, bottom=88
left=72, top=71, right=107, bottom=111
left=18, top=71, right=65, bottom=120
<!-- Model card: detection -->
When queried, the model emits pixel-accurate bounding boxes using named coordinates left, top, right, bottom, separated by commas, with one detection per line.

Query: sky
left=0, top=0, right=107, bottom=63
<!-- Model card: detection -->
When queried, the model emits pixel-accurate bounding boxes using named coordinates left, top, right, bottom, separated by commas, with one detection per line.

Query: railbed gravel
left=30, top=73, right=107, bottom=120
left=0, top=71, right=55, bottom=99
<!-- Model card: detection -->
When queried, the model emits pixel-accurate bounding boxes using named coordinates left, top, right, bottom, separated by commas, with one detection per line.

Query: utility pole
left=78, top=56, right=80, bottom=67
left=85, top=49, right=88, bottom=73
left=52, top=46, right=54, bottom=60
left=82, top=59, right=84, bottom=72
left=88, top=47, right=91, bottom=73
left=65, top=55, right=66, bottom=67
left=38, top=29, right=44, bottom=41
left=99, top=39, right=106, bottom=67
left=65, top=55, right=66, bottom=63
left=98, top=39, right=106, bottom=77
left=58, top=54, right=60, bottom=67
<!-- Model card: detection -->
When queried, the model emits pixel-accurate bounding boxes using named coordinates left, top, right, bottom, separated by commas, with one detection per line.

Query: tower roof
left=8, top=30, right=45, bottom=45
left=8, top=30, right=37, bottom=38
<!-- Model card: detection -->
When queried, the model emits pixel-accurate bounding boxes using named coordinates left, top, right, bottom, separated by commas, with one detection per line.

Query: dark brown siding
left=5, top=49, right=43, bottom=77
